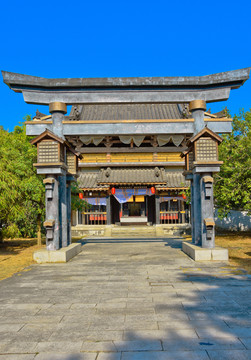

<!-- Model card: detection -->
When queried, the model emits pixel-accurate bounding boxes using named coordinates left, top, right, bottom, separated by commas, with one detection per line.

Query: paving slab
left=207, top=349, right=251, bottom=360
left=121, top=350, right=210, bottom=360
left=0, top=356, right=36, bottom=360
left=34, top=354, right=97, bottom=360
left=0, top=236, right=251, bottom=359
left=97, top=353, right=121, bottom=360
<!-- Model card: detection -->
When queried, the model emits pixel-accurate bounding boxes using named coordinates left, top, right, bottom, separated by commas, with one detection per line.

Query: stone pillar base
left=33, top=243, right=82, bottom=263
left=182, top=242, right=228, bottom=261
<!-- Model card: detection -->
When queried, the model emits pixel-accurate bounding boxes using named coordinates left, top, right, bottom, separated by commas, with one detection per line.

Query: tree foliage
left=214, top=109, right=251, bottom=216
left=0, top=122, right=45, bottom=240
left=71, top=181, right=89, bottom=212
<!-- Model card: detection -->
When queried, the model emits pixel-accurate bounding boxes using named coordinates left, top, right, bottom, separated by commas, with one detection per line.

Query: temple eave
left=2, top=68, right=250, bottom=89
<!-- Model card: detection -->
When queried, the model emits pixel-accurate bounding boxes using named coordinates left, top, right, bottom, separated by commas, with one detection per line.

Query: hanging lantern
left=111, top=187, right=116, bottom=195
left=79, top=193, right=83, bottom=200
left=182, top=193, right=186, bottom=200
left=150, top=186, right=155, bottom=194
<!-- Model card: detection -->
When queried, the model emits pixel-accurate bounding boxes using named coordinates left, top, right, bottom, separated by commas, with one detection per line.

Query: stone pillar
left=188, top=100, right=206, bottom=245
left=49, top=102, right=67, bottom=139
left=201, top=174, right=215, bottom=248
left=189, top=100, right=207, bottom=135
left=58, top=173, right=67, bottom=248
left=183, top=172, right=196, bottom=242
left=43, top=175, right=60, bottom=250
left=155, top=195, right=160, bottom=224
left=190, top=179, right=195, bottom=244
left=193, top=173, right=202, bottom=246
left=49, top=102, right=68, bottom=248
left=66, top=180, right=72, bottom=246
left=106, top=195, right=111, bottom=225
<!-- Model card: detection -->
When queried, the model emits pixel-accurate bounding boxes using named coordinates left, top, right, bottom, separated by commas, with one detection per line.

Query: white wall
left=215, top=209, right=251, bottom=232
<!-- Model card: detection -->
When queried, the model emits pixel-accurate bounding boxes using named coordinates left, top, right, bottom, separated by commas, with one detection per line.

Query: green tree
left=0, top=122, right=45, bottom=243
left=214, top=109, right=251, bottom=216
left=71, top=181, right=89, bottom=212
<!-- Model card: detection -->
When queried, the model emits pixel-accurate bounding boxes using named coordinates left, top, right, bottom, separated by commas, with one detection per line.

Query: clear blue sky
left=1, top=0, right=250, bottom=131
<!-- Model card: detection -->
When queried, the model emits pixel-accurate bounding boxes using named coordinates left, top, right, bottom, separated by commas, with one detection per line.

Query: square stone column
left=201, top=174, right=215, bottom=248
left=193, top=173, right=202, bottom=246
left=66, top=181, right=72, bottom=246
left=59, top=173, right=67, bottom=248
left=43, top=176, right=60, bottom=250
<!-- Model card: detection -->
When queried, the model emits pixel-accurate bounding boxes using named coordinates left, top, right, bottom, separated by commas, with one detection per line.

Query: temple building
left=33, top=104, right=227, bottom=236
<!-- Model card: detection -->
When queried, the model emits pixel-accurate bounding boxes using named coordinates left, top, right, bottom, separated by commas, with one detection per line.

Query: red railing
left=82, top=212, right=107, bottom=225
left=160, top=211, right=186, bottom=224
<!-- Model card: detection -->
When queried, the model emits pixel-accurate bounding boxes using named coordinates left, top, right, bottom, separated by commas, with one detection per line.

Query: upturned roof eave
left=2, top=68, right=250, bottom=91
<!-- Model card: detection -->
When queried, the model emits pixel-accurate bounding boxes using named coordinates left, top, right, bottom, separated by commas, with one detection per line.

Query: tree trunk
left=37, top=214, right=42, bottom=246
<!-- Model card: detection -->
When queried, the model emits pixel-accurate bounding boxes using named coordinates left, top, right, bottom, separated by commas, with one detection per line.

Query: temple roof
left=98, top=167, right=167, bottom=185
left=78, top=172, right=109, bottom=191
left=67, top=103, right=190, bottom=121
left=78, top=169, right=189, bottom=189
left=33, top=103, right=229, bottom=122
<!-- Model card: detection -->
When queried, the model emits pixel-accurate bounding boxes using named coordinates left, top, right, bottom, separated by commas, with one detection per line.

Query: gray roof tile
left=98, top=167, right=166, bottom=185
left=68, top=103, right=190, bottom=121
left=78, top=169, right=189, bottom=189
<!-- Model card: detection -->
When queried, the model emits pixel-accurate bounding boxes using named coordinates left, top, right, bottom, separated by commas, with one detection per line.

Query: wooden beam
left=76, top=147, right=186, bottom=154
left=62, top=119, right=194, bottom=124
left=78, top=162, right=185, bottom=167
left=25, top=117, right=232, bottom=126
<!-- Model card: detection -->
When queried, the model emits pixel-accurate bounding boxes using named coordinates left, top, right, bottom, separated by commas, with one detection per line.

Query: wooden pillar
left=106, top=195, right=111, bottom=225
left=78, top=210, right=82, bottom=224
left=155, top=195, right=160, bottom=224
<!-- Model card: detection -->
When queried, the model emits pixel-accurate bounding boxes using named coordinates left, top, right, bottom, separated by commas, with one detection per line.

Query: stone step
left=111, top=226, right=157, bottom=237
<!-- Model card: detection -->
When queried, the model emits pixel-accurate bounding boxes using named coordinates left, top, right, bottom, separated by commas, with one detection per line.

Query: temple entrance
left=128, top=202, right=141, bottom=216
left=110, top=190, right=151, bottom=225
left=3, top=69, right=246, bottom=252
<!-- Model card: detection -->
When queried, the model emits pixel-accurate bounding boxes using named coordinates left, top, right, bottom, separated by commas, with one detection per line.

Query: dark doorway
left=147, top=195, right=156, bottom=224
left=111, top=195, right=120, bottom=224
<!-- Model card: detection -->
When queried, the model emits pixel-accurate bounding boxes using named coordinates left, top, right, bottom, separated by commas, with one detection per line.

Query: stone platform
left=72, top=224, right=191, bottom=238
left=0, top=236, right=250, bottom=360
left=182, top=241, right=229, bottom=261
left=33, top=243, right=82, bottom=263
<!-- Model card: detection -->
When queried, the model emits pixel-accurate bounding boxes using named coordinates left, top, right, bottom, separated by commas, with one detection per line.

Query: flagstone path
left=0, top=237, right=251, bottom=360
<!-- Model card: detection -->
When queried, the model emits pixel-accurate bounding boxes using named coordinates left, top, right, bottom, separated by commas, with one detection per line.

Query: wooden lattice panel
left=196, top=137, right=217, bottom=161
left=66, top=152, right=76, bottom=174
left=38, top=140, right=59, bottom=163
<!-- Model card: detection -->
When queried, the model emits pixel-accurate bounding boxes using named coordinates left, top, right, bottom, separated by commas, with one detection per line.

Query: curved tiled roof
left=98, top=167, right=166, bottom=185
left=78, top=172, right=109, bottom=190
left=68, top=103, right=190, bottom=121
left=156, top=172, right=190, bottom=189
left=78, top=169, right=189, bottom=189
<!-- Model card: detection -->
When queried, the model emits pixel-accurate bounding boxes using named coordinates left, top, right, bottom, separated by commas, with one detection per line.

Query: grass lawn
left=215, top=233, right=251, bottom=274
left=0, top=234, right=250, bottom=281
left=0, top=238, right=45, bottom=281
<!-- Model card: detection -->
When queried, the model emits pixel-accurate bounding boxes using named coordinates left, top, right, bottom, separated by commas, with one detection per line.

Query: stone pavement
left=0, top=236, right=251, bottom=360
